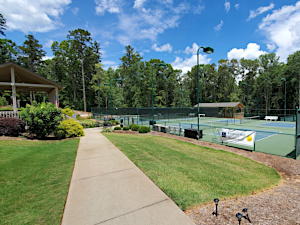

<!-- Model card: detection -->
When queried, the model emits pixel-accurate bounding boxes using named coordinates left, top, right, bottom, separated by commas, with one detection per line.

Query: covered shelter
left=193, top=102, right=245, bottom=118
left=0, top=62, right=63, bottom=113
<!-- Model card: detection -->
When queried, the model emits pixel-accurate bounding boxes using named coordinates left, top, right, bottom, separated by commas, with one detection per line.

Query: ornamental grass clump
left=19, top=102, right=62, bottom=139
left=131, top=124, right=140, bottom=131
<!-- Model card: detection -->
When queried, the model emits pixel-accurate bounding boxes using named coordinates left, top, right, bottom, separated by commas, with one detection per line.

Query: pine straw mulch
left=116, top=130, right=300, bottom=225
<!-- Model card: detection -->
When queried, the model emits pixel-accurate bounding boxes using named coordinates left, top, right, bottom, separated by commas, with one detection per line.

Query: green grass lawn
left=0, top=138, right=79, bottom=224
left=104, top=133, right=281, bottom=210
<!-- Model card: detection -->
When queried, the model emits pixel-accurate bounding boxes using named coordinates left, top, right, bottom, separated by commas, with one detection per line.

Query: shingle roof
left=193, top=102, right=245, bottom=108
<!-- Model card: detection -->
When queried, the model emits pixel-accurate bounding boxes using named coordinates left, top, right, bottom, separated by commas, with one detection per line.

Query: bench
left=264, top=116, right=278, bottom=121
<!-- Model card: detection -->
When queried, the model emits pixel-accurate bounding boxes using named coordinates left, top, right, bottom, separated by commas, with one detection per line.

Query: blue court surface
left=260, top=122, right=296, bottom=128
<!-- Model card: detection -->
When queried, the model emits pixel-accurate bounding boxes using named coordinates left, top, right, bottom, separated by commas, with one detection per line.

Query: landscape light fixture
left=242, top=82, right=249, bottom=116
left=236, top=213, right=243, bottom=225
left=151, top=63, right=167, bottom=129
left=242, top=208, right=251, bottom=223
left=197, top=46, right=214, bottom=139
left=281, top=78, right=287, bottom=121
left=212, top=198, right=219, bottom=217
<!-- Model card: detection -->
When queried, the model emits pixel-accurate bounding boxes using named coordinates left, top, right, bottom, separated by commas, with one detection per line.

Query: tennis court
left=114, top=114, right=297, bottom=159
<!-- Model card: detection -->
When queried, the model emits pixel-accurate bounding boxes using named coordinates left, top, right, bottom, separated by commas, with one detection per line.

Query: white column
left=11, top=66, right=17, bottom=113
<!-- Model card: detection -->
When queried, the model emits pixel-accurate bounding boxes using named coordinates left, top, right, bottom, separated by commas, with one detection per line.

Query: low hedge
left=0, top=117, right=26, bottom=136
left=123, top=126, right=129, bottom=131
left=138, top=126, right=150, bottom=133
left=114, top=126, right=121, bottom=130
left=131, top=124, right=140, bottom=131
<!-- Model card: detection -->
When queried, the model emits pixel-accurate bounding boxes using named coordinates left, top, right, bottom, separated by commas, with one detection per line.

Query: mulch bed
left=114, top=131, right=300, bottom=224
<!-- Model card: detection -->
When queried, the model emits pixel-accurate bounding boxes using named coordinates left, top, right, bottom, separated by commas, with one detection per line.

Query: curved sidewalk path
left=61, top=128, right=195, bottom=225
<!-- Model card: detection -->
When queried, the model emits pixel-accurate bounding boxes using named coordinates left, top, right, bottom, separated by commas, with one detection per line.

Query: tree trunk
left=80, top=52, right=86, bottom=112
left=72, top=73, right=77, bottom=108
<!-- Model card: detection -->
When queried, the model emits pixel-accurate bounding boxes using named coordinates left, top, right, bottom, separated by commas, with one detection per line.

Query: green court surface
left=116, top=115, right=297, bottom=159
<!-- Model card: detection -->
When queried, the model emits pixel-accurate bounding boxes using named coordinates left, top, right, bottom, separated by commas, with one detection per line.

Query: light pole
left=98, top=80, right=108, bottom=118
left=242, top=82, right=249, bottom=116
left=151, top=63, right=167, bottom=128
left=105, top=78, right=122, bottom=118
left=281, top=78, right=286, bottom=121
left=197, top=46, right=214, bottom=139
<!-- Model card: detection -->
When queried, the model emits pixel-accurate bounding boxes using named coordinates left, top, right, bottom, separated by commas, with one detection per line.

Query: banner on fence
left=220, top=128, right=256, bottom=147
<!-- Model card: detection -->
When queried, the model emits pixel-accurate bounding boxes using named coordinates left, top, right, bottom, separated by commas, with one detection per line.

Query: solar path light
left=236, top=213, right=243, bottom=225
left=151, top=63, right=167, bottom=129
left=197, top=46, right=214, bottom=139
left=212, top=198, right=219, bottom=217
left=242, top=208, right=251, bottom=223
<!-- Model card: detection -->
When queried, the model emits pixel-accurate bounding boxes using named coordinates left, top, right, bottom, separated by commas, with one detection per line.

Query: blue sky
left=1, top=0, right=300, bottom=73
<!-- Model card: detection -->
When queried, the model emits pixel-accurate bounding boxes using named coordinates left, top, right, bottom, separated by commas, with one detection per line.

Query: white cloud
left=95, top=0, right=121, bottom=15
left=247, top=3, right=275, bottom=21
left=227, top=43, right=267, bottom=60
left=133, top=0, right=147, bottom=9
left=225, top=0, right=230, bottom=13
left=214, top=20, right=224, bottom=31
left=235, top=4, right=239, bottom=10
left=44, top=39, right=54, bottom=48
left=0, top=0, right=71, bottom=33
left=193, top=4, right=205, bottom=14
left=152, top=43, right=173, bottom=53
left=42, top=56, right=54, bottom=61
left=258, top=1, right=300, bottom=61
left=102, top=60, right=117, bottom=65
left=71, top=7, right=79, bottom=15
left=267, top=43, right=276, bottom=52
left=171, top=54, right=211, bottom=75
left=184, top=43, right=200, bottom=55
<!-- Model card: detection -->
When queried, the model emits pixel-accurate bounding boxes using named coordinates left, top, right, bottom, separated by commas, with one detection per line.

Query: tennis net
left=240, top=116, right=260, bottom=124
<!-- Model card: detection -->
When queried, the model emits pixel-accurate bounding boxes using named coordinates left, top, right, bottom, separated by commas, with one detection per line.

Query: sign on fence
left=220, top=128, right=256, bottom=147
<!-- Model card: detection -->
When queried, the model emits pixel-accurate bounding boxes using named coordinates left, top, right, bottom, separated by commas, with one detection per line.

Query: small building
left=193, top=102, right=245, bottom=118
left=0, top=62, right=63, bottom=113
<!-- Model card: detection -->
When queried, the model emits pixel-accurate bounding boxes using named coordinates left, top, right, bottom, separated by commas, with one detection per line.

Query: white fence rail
left=0, top=111, right=19, bottom=118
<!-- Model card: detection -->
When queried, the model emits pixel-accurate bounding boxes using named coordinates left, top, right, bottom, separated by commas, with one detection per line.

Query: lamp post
left=281, top=78, right=286, bottom=121
left=151, top=63, right=167, bottom=128
left=197, top=46, right=214, bottom=139
left=106, top=78, right=122, bottom=118
left=242, top=82, right=249, bottom=116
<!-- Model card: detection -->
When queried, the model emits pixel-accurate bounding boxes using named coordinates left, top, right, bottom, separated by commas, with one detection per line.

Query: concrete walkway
left=61, top=129, right=195, bottom=225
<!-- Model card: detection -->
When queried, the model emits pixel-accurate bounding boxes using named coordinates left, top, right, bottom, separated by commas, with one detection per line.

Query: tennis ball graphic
left=247, top=135, right=253, bottom=142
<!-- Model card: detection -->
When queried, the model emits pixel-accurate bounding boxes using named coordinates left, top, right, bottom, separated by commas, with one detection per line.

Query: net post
left=295, top=107, right=299, bottom=159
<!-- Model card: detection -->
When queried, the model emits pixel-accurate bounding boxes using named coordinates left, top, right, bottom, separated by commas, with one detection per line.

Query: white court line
left=256, top=133, right=279, bottom=142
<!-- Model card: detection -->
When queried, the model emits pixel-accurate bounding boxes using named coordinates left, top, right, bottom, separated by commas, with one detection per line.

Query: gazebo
left=193, top=102, right=245, bottom=118
left=0, top=62, right=63, bottom=113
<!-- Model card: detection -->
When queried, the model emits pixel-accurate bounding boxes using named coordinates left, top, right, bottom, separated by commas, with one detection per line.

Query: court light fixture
left=281, top=78, right=287, bottom=121
left=107, top=79, right=122, bottom=118
left=197, top=46, right=214, bottom=139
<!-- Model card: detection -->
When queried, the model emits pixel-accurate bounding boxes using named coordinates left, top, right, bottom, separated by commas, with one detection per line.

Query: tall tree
left=0, top=13, right=6, bottom=36
left=67, top=29, right=101, bottom=111
left=0, top=39, right=19, bottom=63
left=19, top=35, right=46, bottom=72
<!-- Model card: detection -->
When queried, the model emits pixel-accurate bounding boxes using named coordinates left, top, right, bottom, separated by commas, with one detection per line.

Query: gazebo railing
left=0, top=111, right=19, bottom=118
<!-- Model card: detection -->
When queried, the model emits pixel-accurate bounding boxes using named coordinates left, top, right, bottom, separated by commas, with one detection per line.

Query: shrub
left=19, top=102, right=63, bottom=139
left=131, top=124, right=140, bottom=131
left=129, top=124, right=135, bottom=129
left=102, top=128, right=113, bottom=133
left=0, top=96, right=8, bottom=107
left=61, top=108, right=75, bottom=117
left=0, top=117, right=26, bottom=136
left=55, top=119, right=84, bottom=139
left=138, top=126, right=150, bottom=133
left=123, top=126, right=129, bottom=131
left=81, top=121, right=98, bottom=128
left=0, top=106, right=13, bottom=111
left=114, top=126, right=121, bottom=130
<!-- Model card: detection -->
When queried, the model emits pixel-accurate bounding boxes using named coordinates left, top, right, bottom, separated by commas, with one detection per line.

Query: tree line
left=1, top=14, right=300, bottom=114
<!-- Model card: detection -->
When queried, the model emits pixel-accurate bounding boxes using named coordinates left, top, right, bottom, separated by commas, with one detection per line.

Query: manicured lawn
left=104, top=133, right=281, bottom=210
left=0, top=138, right=79, bottom=224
